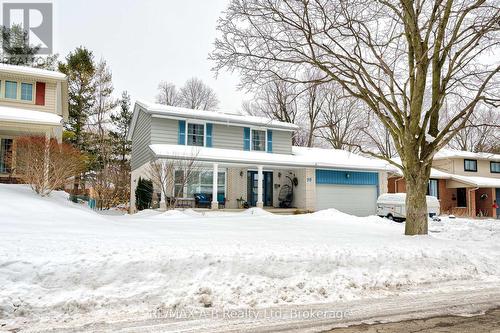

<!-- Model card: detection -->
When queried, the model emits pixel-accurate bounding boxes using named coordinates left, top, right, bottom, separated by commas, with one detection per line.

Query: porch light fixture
left=240, top=170, right=244, bottom=177
left=346, top=173, right=351, bottom=179
left=278, top=172, right=282, bottom=178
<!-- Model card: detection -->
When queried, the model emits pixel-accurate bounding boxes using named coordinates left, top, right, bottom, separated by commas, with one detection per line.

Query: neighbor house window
left=0, top=138, right=13, bottom=173
left=187, top=123, right=204, bottom=146
left=251, top=129, right=266, bottom=151
left=464, top=159, right=477, bottom=172
left=5, top=81, right=17, bottom=99
left=427, top=179, right=439, bottom=199
left=21, top=83, right=33, bottom=101
left=491, top=162, right=500, bottom=174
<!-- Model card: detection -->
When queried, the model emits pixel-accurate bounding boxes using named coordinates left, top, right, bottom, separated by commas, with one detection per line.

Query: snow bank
left=1, top=184, right=499, bottom=329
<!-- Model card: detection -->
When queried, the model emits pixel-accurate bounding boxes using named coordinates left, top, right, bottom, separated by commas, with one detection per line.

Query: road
left=16, top=281, right=500, bottom=332
left=325, top=308, right=500, bottom=333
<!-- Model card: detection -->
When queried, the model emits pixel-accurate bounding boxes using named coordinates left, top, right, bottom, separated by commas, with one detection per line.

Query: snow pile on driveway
left=1, top=184, right=499, bottom=328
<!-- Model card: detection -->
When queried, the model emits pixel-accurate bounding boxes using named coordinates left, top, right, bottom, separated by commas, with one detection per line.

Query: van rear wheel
left=386, top=214, right=394, bottom=221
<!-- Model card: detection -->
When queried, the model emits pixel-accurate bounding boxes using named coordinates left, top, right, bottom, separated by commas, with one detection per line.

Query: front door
left=247, top=171, right=273, bottom=207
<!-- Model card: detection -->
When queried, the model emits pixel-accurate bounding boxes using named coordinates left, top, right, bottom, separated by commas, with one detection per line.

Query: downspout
left=468, top=187, right=479, bottom=217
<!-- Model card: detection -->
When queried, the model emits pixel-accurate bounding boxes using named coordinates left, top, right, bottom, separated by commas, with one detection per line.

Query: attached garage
left=315, top=170, right=379, bottom=216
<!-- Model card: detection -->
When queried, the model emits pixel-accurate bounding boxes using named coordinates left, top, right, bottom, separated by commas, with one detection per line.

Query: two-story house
left=128, top=100, right=389, bottom=214
left=388, top=149, right=500, bottom=218
left=0, top=64, right=68, bottom=182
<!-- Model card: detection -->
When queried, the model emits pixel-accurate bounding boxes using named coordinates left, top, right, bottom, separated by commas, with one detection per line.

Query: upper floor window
left=252, top=129, right=266, bottom=151
left=187, top=123, right=204, bottom=147
left=491, top=161, right=500, bottom=174
left=5, top=81, right=17, bottom=99
left=464, top=159, right=477, bottom=172
left=1, top=80, right=35, bottom=102
left=21, top=83, right=33, bottom=101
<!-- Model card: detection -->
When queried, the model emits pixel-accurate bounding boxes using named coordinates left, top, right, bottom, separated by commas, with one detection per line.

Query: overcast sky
left=53, top=0, right=245, bottom=111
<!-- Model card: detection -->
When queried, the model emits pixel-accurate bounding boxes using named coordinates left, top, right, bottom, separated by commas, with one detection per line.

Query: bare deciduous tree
left=178, top=77, right=219, bottom=110
left=211, top=0, right=500, bottom=235
left=147, top=152, right=203, bottom=209
left=156, top=81, right=179, bottom=106
left=448, top=107, right=500, bottom=152
left=316, top=85, right=367, bottom=151
left=15, top=136, right=86, bottom=196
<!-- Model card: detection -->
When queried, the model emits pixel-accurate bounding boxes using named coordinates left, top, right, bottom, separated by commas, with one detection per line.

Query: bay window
left=174, top=169, right=226, bottom=199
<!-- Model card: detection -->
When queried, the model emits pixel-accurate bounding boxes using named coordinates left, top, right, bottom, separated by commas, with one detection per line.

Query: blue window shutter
left=267, top=129, right=273, bottom=153
left=243, top=127, right=250, bottom=151
left=178, top=120, right=186, bottom=145
left=206, top=123, right=213, bottom=147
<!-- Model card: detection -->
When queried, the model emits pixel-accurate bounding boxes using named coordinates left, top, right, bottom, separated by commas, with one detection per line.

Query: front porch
left=154, top=162, right=311, bottom=211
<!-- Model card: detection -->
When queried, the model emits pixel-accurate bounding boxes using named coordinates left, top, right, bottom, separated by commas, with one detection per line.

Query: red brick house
left=388, top=149, right=500, bottom=218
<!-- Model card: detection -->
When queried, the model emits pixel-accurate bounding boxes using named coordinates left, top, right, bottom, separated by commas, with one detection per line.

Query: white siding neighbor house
left=0, top=64, right=68, bottom=183
left=128, top=100, right=390, bottom=215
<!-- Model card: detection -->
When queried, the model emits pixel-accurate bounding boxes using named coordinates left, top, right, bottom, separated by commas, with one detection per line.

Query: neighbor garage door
left=315, top=170, right=379, bottom=216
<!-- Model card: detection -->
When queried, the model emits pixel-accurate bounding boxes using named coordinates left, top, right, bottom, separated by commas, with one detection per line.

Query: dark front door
left=247, top=171, right=273, bottom=207
left=457, top=188, right=467, bottom=207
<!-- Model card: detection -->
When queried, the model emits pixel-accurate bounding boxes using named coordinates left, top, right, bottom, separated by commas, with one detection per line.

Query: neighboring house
left=388, top=149, right=500, bottom=218
left=0, top=64, right=68, bottom=183
left=128, top=101, right=389, bottom=215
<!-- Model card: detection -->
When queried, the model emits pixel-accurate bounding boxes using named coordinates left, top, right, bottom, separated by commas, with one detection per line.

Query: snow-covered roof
left=434, top=148, right=500, bottom=162
left=130, top=100, right=299, bottom=137
left=0, top=63, right=66, bottom=80
left=0, top=105, right=63, bottom=126
left=389, top=167, right=452, bottom=179
left=450, top=175, right=500, bottom=188
left=149, top=144, right=390, bottom=171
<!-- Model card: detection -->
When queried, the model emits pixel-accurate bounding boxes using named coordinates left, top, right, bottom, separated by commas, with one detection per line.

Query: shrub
left=135, top=177, right=153, bottom=211
left=15, top=136, right=86, bottom=196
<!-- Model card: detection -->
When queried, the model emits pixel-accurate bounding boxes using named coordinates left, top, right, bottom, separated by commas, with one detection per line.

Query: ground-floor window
left=174, top=169, right=226, bottom=200
left=0, top=138, right=13, bottom=173
left=427, top=179, right=439, bottom=198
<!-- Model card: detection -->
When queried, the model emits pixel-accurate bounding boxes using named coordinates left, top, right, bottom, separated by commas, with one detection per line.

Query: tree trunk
left=403, top=166, right=430, bottom=235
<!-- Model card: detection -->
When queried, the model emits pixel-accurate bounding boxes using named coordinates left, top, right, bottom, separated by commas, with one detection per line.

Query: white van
left=377, top=193, right=440, bottom=222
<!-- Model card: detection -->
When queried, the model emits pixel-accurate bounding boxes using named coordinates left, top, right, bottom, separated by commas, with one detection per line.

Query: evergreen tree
left=135, top=177, right=153, bottom=211
left=58, top=47, right=96, bottom=193
left=59, top=47, right=96, bottom=151
left=110, top=91, right=133, bottom=164
left=1, top=24, right=39, bottom=65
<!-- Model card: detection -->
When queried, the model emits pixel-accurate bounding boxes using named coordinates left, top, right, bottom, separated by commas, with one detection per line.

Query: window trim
left=185, top=121, right=206, bottom=147
left=0, top=79, right=36, bottom=104
left=250, top=127, right=267, bottom=152
left=491, top=161, right=500, bottom=174
left=464, top=159, right=477, bottom=172
left=173, top=169, right=227, bottom=199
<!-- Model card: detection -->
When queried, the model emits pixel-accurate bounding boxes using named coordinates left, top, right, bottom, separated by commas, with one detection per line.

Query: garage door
left=315, top=169, right=379, bottom=216
left=316, top=184, right=378, bottom=216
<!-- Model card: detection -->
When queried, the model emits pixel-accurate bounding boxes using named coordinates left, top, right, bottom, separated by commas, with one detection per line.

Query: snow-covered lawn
left=1, top=184, right=499, bottom=330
